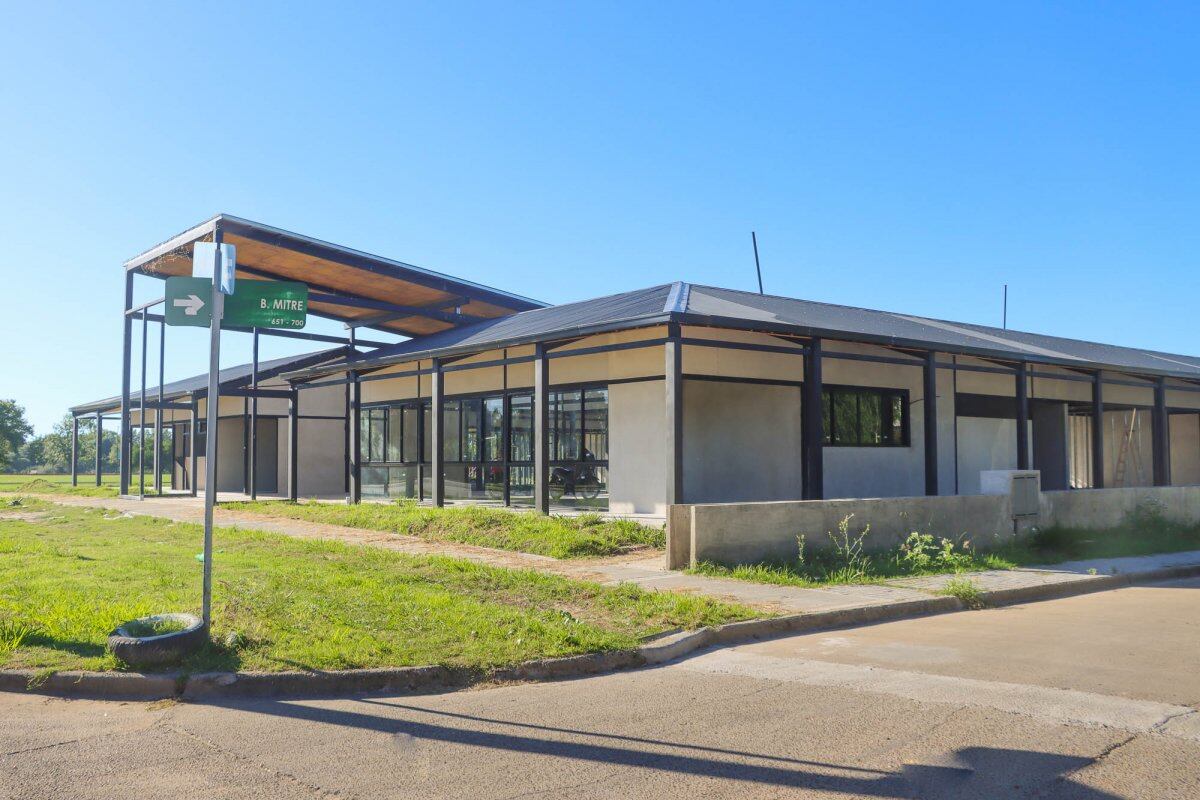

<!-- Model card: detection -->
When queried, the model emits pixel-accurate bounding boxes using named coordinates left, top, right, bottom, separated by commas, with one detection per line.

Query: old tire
left=107, top=613, right=207, bottom=669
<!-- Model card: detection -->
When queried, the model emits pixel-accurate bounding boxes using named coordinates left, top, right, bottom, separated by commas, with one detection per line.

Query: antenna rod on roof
left=751, top=231, right=764, bottom=295
left=1003, top=284, right=1008, bottom=330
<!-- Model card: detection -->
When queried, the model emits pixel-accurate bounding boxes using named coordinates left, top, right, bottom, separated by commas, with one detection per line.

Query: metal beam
left=1153, top=377, right=1171, bottom=486
left=189, top=400, right=198, bottom=496
left=802, top=338, right=824, bottom=500
left=431, top=358, right=445, bottom=507
left=337, top=295, right=478, bottom=329
left=139, top=308, right=148, bottom=498
left=70, top=415, right=78, bottom=486
left=348, top=371, right=362, bottom=503
left=533, top=345, right=549, bottom=514
left=288, top=391, right=299, bottom=501
left=665, top=325, right=684, bottom=505
left=924, top=351, right=939, bottom=495
left=249, top=329, right=259, bottom=500
left=1092, top=373, right=1105, bottom=488
left=94, top=412, right=103, bottom=487
left=154, top=320, right=164, bottom=494
left=1016, top=363, right=1030, bottom=471
left=119, top=271, right=133, bottom=496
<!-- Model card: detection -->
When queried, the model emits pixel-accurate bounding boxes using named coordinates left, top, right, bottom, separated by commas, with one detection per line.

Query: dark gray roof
left=71, top=348, right=350, bottom=415
left=282, top=282, right=1200, bottom=382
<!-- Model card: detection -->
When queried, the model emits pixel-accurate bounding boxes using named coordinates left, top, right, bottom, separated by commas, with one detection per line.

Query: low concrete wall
left=1041, top=486, right=1200, bottom=529
left=668, top=484, right=1200, bottom=569
left=675, top=494, right=1015, bottom=569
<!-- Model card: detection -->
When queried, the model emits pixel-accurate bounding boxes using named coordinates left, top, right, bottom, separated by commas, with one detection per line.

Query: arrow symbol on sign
left=174, top=294, right=205, bottom=316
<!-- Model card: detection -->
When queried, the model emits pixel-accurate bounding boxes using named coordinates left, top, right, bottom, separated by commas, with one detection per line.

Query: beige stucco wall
left=608, top=379, right=667, bottom=515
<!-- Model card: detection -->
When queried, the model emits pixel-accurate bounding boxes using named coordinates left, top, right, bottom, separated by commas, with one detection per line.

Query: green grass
left=120, top=617, right=191, bottom=637
left=939, top=577, right=985, bottom=609
left=690, top=511, right=1200, bottom=589
left=223, top=500, right=665, bottom=559
left=0, top=498, right=750, bottom=675
left=0, top=474, right=119, bottom=497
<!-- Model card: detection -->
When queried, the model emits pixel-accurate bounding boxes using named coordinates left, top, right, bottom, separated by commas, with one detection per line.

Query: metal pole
left=70, top=415, right=78, bottom=486
left=349, top=371, right=362, bottom=503
left=202, top=232, right=225, bottom=632
left=250, top=328, right=259, bottom=499
left=154, top=320, right=165, bottom=494
left=94, top=412, right=103, bottom=487
left=431, top=358, right=445, bottom=507
left=802, top=338, right=824, bottom=500
left=923, top=350, right=939, bottom=495
left=119, top=271, right=133, bottom=496
left=533, top=345, right=549, bottom=514
left=139, top=309, right=148, bottom=498
left=1092, top=373, right=1105, bottom=488
left=1016, top=363, right=1030, bottom=471
left=1153, top=377, right=1171, bottom=486
left=288, top=391, right=299, bottom=501
left=751, top=232, right=764, bottom=295
left=189, top=399, right=198, bottom=497
left=664, top=324, right=683, bottom=504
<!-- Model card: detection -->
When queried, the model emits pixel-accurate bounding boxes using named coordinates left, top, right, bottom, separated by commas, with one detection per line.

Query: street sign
left=165, top=277, right=214, bottom=327
left=224, top=280, right=309, bottom=329
left=164, top=276, right=308, bottom=329
left=192, top=242, right=237, bottom=295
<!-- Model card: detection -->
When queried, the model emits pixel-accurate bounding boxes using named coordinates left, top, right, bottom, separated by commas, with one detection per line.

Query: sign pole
left=201, top=244, right=224, bottom=632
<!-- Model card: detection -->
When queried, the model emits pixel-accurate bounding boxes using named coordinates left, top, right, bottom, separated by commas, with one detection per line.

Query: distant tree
left=0, top=400, right=32, bottom=470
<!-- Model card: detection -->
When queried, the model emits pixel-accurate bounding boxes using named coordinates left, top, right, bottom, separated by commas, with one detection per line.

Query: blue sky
left=1, top=2, right=1197, bottom=433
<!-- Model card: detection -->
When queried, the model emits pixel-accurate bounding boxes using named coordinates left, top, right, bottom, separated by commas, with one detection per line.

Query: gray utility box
left=980, top=470, right=1042, bottom=518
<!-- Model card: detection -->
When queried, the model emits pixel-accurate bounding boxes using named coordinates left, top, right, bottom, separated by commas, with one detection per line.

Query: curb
left=4, top=564, right=1198, bottom=701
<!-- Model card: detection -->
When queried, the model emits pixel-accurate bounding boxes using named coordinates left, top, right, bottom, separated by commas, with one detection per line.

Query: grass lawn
left=0, top=498, right=750, bottom=675
left=690, top=512, right=1200, bottom=589
left=0, top=473, right=119, bottom=498
left=224, top=499, right=664, bottom=559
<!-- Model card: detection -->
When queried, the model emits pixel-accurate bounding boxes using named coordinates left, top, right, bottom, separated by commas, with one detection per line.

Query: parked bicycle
left=549, top=449, right=603, bottom=501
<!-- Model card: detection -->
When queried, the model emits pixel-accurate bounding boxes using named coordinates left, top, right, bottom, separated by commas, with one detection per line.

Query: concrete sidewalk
left=20, top=493, right=1200, bottom=616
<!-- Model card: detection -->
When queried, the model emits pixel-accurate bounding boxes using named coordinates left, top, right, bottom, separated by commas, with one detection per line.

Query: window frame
left=821, top=384, right=910, bottom=448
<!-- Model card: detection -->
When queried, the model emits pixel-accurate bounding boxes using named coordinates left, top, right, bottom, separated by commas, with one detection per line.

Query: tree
left=0, top=399, right=32, bottom=471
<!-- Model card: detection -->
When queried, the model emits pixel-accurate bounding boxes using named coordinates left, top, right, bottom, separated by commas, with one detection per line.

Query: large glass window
left=509, top=395, right=532, bottom=463
left=483, top=397, right=504, bottom=462
left=822, top=386, right=907, bottom=446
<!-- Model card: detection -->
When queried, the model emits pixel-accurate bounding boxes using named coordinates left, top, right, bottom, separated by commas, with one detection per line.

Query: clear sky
left=1, top=2, right=1197, bottom=433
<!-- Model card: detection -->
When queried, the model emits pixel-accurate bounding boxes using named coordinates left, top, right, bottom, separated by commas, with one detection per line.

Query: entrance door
left=254, top=418, right=279, bottom=494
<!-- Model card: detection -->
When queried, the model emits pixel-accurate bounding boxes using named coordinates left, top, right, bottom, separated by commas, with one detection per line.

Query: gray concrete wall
left=1041, top=485, right=1200, bottom=529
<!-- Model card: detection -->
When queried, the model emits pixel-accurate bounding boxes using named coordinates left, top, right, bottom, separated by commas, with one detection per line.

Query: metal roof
left=282, top=282, right=1200, bottom=382
left=123, top=214, right=546, bottom=337
left=71, top=348, right=350, bottom=415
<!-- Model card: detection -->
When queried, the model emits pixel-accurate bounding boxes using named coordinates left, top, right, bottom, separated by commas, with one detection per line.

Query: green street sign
left=165, top=277, right=309, bottom=330
left=225, top=280, right=309, bottom=329
left=165, top=277, right=214, bottom=327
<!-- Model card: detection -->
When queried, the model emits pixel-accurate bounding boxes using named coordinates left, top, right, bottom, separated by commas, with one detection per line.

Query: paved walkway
left=17, top=493, right=1200, bottom=615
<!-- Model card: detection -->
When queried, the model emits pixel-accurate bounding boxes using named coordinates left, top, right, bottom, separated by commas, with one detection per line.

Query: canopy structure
left=125, top=214, right=545, bottom=336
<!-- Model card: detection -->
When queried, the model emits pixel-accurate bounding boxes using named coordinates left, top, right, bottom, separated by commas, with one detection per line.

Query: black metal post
left=288, top=390, right=299, bottom=500
left=94, top=412, right=103, bottom=487
left=139, top=308, right=148, bottom=497
left=431, top=358, right=445, bottom=507
left=664, top=324, right=684, bottom=505
left=154, top=320, right=164, bottom=494
left=119, top=270, right=133, bottom=496
left=801, top=337, right=824, bottom=500
left=189, top=399, right=198, bottom=496
left=349, top=371, right=362, bottom=503
left=1016, top=363, right=1030, bottom=471
left=923, top=350, right=939, bottom=495
left=70, top=415, right=78, bottom=486
left=533, top=345, right=550, bottom=514
left=1092, top=373, right=1105, bottom=488
left=250, top=328, right=259, bottom=499
left=1153, top=377, right=1171, bottom=486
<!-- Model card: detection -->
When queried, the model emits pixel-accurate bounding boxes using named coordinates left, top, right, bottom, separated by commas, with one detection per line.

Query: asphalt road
left=3, top=578, right=1199, bottom=799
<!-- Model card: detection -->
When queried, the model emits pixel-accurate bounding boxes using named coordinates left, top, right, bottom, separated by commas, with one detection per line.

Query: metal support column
left=431, top=358, right=445, bottom=507
left=189, top=399, right=198, bottom=496
left=70, top=415, right=79, bottom=486
left=94, top=412, right=103, bottom=487
left=119, top=271, right=133, bottom=496
left=801, top=337, right=824, bottom=500
left=923, top=350, right=939, bottom=495
left=1016, top=362, right=1030, bottom=471
left=288, top=390, right=299, bottom=500
left=664, top=324, right=684, bottom=505
left=348, top=371, right=362, bottom=503
left=1153, top=377, right=1172, bottom=486
left=138, top=308, right=148, bottom=497
left=533, top=344, right=550, bottom=514
left=1092, top=373, right=1105, bottom=488
left=154, top=320, right=164, bottom=494
left=249, top=328, right=259, bottom=499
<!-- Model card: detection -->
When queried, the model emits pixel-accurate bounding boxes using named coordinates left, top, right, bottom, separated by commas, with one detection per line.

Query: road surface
left=3, top=577, right=1199, bottom=799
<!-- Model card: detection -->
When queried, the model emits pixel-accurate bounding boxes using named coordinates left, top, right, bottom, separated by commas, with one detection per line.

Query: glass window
left=551, top=390, right=582, bottom=461
left=823, top=387, right=907, bottom=447
left=483, top=397, right=504, bottom=462
left=421, top=400, right=432, bottom=462
left=462, top=398, right=481, bottom=462
left=402, top=405, right=420, bottom=463
left=583, top=388, right=608, bottom=461
left=387, top=407, right=402, bottom=462
left=443, top=401, right=462, bottom=461
left=367, top=408, right=386, bottom=463
left=509, top=394, right=532, bottom=462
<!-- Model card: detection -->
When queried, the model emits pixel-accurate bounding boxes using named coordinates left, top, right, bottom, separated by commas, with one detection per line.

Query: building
left=71, top=216, right=1200, bottom=522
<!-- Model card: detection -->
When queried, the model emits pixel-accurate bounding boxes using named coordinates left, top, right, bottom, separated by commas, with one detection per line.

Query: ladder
left=1113, top=410, right=1143, bottom=487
